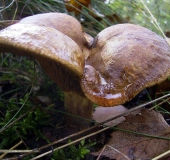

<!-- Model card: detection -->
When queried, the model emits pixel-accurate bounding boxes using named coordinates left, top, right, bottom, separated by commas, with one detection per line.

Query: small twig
left=0, top=20, right=19, bottom=23
left=31, top=127, right=110, bottom=160
left=0, top=149, right=38, bottom=153
left=152, top=149, right=170, bottom=160
left=149, top=97, right=170, bottom=110
left=19, top=93, right=170, bottom=159
left=96, top=145, right=107, bottom=160
left=0, top=141, right=23, bottom=159
left=41, top=93, right=170, bottom=148
left=107, top=145, right=131, bottom=160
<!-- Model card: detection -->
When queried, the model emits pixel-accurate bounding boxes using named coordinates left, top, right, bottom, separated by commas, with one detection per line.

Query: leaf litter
left=92, top=109, right=170, bottom=160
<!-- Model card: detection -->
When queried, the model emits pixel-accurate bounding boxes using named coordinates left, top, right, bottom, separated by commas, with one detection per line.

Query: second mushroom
left=0, top=13, right=170, bottom=128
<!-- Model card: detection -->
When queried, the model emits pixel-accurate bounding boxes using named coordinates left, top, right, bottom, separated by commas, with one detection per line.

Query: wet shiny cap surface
left=81, top=24, right=170, bottom=106
left=20, top=13, right=91, bottom=59
left=0, top=23, right=85, bottom=92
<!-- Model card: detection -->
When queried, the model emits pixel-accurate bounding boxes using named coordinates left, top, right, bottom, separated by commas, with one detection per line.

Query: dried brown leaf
left=92, top=105, right=128, bottom=126
left=64, top=0, right=91, bottom=15
left=92, top=109, right=170, bottom=160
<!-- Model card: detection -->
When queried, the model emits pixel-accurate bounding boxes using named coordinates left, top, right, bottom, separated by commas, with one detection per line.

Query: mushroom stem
left=64, top=92, right=93, bottom=128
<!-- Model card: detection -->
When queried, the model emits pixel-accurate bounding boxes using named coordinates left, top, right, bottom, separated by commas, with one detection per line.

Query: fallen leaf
left=64, top=0, right=91, bottom=15
left=36, top=96, right=52, bottom=106
left=91, top=109, right=170, bottom=160
left=93, top=105, right=128, bottom=126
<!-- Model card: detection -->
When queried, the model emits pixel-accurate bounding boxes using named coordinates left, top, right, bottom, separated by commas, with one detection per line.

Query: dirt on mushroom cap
left=81, top=24, right=170, bottom=106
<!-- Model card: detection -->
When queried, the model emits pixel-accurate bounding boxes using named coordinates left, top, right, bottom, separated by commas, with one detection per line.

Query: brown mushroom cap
left=19, top=12, right=92, bottom=58
left=81, top=23, right=170, bottom=106
left=0, top=23, right=84, bottom=93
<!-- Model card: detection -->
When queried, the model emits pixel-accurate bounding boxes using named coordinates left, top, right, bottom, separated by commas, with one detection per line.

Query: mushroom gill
left=0, top=13, right=93, bottom=127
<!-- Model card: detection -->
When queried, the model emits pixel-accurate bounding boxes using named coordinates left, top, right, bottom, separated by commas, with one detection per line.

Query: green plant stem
left=112, top=127, right=170, bottom=141
left=19, top=92, right=170, bottom=159
left=140, top=0, right=166, bottom=38
left=0, top=106, right=36, bottom=133
left=0, top=140, right=23, bottom=159
left=32, top=114, right=170, bottom=160
left=0, top=0, right=15, bottom=12
left=0, top=60, right=36, bottom=133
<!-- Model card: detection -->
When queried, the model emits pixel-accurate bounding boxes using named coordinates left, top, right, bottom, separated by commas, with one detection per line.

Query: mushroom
left=81, top=23, right=170, bottom=106
left=19, top=12, right=92, bottom=59
left=0, top=13, right=93, bottom=127
left=0, top=12, right=170, bottom=128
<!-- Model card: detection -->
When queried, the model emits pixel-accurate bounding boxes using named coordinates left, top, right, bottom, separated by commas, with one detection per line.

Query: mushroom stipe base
left=64, top=92, right=93, bottom=128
